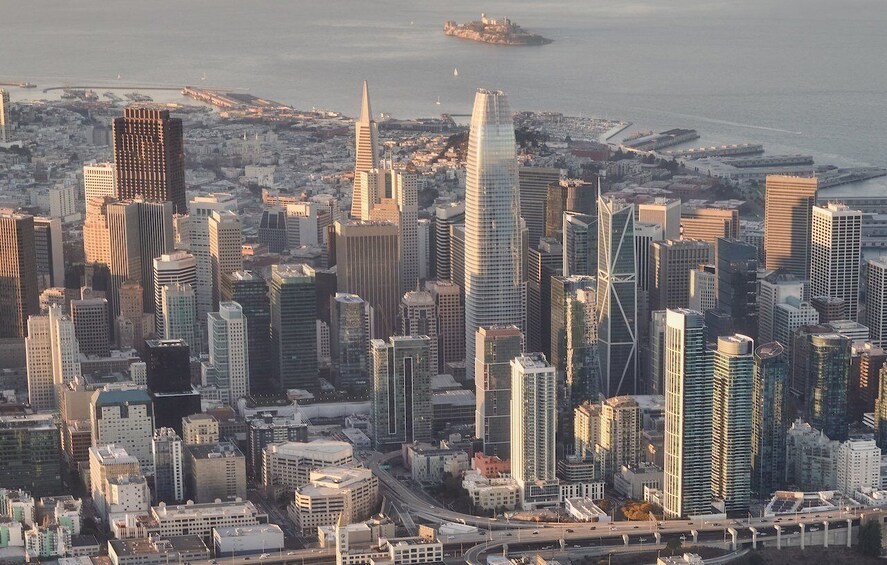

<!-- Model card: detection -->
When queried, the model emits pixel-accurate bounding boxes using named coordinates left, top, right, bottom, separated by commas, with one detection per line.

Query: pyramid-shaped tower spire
left=359, top=80, right=373, bottom=124
left=351, top=81, right=381, bottom=220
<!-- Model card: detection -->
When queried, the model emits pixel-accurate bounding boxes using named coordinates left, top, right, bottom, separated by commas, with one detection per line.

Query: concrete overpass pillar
left=622, top=534, right=629, bottom=545
left=654, top=532, right=661, bottom=544
left=799, top=523, right=806, bottom=550
left=691, top=529, right=699, bottom=544
left=774, top=525, right=782, bottom=549
left=823, top=521, right=829, bottom=548
left=727, top=527, right=738, bottom=551
left=847, top=519, right=853, bottom=547
left=749, top=527, right=758, bottom=549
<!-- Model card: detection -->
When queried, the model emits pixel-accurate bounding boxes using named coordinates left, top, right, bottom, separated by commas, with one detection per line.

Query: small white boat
left=435, top=96, right=441, bottom=105
left=453, top=68, right=459, bottom=77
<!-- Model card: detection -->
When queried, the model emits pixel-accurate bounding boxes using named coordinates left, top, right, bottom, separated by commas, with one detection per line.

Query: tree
left=858, top=520, right=882, bottom=557
left=620, top=499, right=654, bottom=520
left=665, top=538, right=682, bottom=556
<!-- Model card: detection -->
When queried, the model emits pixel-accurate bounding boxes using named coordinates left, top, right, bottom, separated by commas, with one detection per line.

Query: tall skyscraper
left=206, top=302, right=250, bottom=404
left=33, top=217, right=65, bottom=291
left=711, top=335, right=754, bottom=512
left=867, top=257, right=887, bottom=347
left=399, top=291, right=438, bottom=373
left=510, top=353, right=559, bottom=509
left=688, top=265, right=717, bottom=313
left=432, top=203, right=465, bottom=281
left=715, top=238, right=759, bottom=341
left=806, top=333, right=851, bottom=441
left=597, top=195, right=637, bottom=396
left=680, top=207, right=739, bottom=248
left=26, top=305, right=81, bottom=411
left=758, top=269, right=808, bottom=345
left=638, top=197, right=681, bottom=240
left=134, top=199, right=175, bottom=311
left=70, top=298, right=111, bottom=357
left=105, top=201, right=144, bottom=317
left=475, top=325, right=523, bottom=459
left=0, top=89, right=9, bottom=142
left=189, top=193, right=238, bottom=322
left=153, top=251, right=197, bottom=334
left=117, top=280, right=147, bottom=351
left=208, top=210, right=244, bottom=309
left=544, top=179, right=596, bottom=242
left=90, top=387, right=155, bottom=473
left=269, top=264, right=318, bottom=392
left=82, top=161, right=116, bottom=203
left=370, top=335, right=433, bottom=448
left=350, top=81, right=380, bottom=220
left=221, top=271, right=271, bottom=395
left=751, top=342, right=788, bottom=496
left=876, top=364, right=887, bottom=449
left=763, top=175, right=818, bottom=278
left=464, top=90, right=524, bottom=382
left=361, top=169, right=419, bottom=294
left=528, top=238, right=562, bottom=353
left=425, top=280, right=465, bottom=373
left=599, top=396, right=641, bottom=478
left=258, top=209, right=288, bottom=253
left=663, top=309, right=712, bottom=518
left=0, top=213, right=39, bottom=338
left=160, top=283, right=198, bottom=350
left=649, top=239, right=712, bottom=312
left=113, top=107, right=186, bottom=213
left=331, top=293, right=370, bottom=393
left=144, top=339, right=201, bottom=434
left=518, top=166, right=561, bottom=248
left=152, top=427, right=184, bottom=504
left=563, top=211, right=597, bottom=277
left=551, top=276, right=599, bottom=407
left=810, top=203, right=863, bottom=321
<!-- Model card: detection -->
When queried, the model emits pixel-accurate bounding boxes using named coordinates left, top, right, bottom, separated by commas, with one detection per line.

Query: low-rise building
left=150, top=500, right=267, bottom=538
left=185, top=441, right=247, bottom=503
left=471, top=454, right=510, bottom=478
left=658, top=554, right=704, bottom=565
left=109, top=535, right=210, bottom=565
left=263, top=440, right=354, bottom=491
left=613, top=463, right=664, bottom=500
left=564, top=498, right=611, bottom=522
left=853, top=487, right=887, bottom=507
left=213, top=524, right=285, bottom=557
left=383, top=536, right=444, bottom=564
left=763, top=490, right=843, bottom=517
left=0, top=489, right=35, bottom=526
left=106, top=474, right=151, bottom=521
left=181, top=413, right=219, bottom=445
left=246, top=413, right=308, bottom=479
left=38, top=495, right=82, bottom=535
left=461, top=470, right=520, bottom=512
left=24, top=524, right=70, bottom=559
left=289, top=467, right=379, bottom=536
left=406, top=443, right=470, bottom=485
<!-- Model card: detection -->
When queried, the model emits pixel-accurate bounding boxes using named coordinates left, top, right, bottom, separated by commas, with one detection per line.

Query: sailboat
left=117, top=73, right=121, bottom=80
left=435, top=96, right=441, bottom=105
left=201, top=72, right=207, bottom=81
left=453, top=68, right=459, bottom=77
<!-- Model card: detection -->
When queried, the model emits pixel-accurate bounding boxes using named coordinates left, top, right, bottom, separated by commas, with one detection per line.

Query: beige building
left=810, top=203, right=863, bottom=321
left=649, top=240, right=712, bottom=311
left=89, top=445, right=141, bottom=522
left=263, top=440, right=354, bottom=491
left=150, top=500, right=267, bottom=539
left=208, top=210, right=243, bottom=308
left=763, top=175, right=818, bottom=278
left=185, top=442, right=246, bottom=503
left=461, top=470, right=520, bottom=511
left=424, top=280, right=464, bottom=373
left=289, top=467, right=379, bottom=535
left=680, top=207, right=739, bottom=247
left=574, top=401, right=601, bottom=461
left=182, top=414, right=219, bottom=445
left=600, top=396, right=641, bottom=478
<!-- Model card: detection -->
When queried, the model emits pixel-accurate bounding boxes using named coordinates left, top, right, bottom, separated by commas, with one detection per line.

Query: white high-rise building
left=399, top=291, right=438, bottom=374
left=866, top=257, right=887, bottom=346
left=351, top=81, right=380, bottom=220
left=758, top=270, right=808, bottom=345
left=710, top=335, right=754, bottom=513
left=688, top=266, right=716, bottom=313
left=154, top=251, right=197, bottom=333
left=208, top=210, right=243, bottom=308
left=510, top=353, right=559, bottom=509
left=26, top=305, right=81, bottom=411
left=464, top=89, right=524, bottom=381
left=638, top=197, right=681, bottom=240
left=417, top=218, right=431, bottom=281
left=0, top=89, right=10, bottom=142
left=597, top=195, right=637, bottom=396
left=284, top=202, right=320, bottom=248
left=187, top=194, right=238, bottom=324
left=663, top=309, right=713, bottom=518
left=160, top=283, right=198, bottom=351
left=836, top=439, right=881, bottom=495
left=206, top=302, right=250, bottom=404
left=153, top=428, right=184, bottom=504
left=90, top=387, right=155, bottom=474
left=82, top=162, right=116, bottom=203
left=810, top=203, right=862, bottom=320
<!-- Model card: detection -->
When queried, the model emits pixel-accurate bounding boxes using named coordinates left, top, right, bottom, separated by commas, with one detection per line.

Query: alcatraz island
left=444, top=13, right=553, bottom=46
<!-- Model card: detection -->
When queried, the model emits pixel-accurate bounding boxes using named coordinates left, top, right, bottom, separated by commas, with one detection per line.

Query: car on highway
left=680, top=535, right=687, bottom=541
left=566, top=529, right=574, bottom=533
left=532, top=530, right=539, bottom=535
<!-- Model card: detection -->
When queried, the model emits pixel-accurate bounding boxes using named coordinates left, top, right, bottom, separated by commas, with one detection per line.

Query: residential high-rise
left=876, top=364, right=887, bottom=449
left=90, top=387, right=155, bottom=473
left=208, top=210, right=244, bottom=309
left=528, top=238, right=562, bottom=353
left=596, top=196, right=637, bottom=396
left=0, top=89, right=10, bottom=142
left=551, top=276, right=599, bottom=407
left=370, top=336, right=433, bottom=449
left=852, top=344, right=886, bottom=421
left=774, top=297, right=820, bottom=362
left=758, top=269, right=808, bottom=345
left=0, top=213, right=39, bottom=338
left=189, top=194, right=238, bottom=321
left=82, top=162, right=116, bottom=203
left=510, top=353, right=559, bottom=509
left=153, top=251, right=197, bottom=334
left=206, top=302, right=250, bottom=404
left=70, top=298, right=111, bottom=357
left=716, top=238, right=759, bottom=341
left=600, top=396, right=641, bottom=478
left=464, top=90, right=524, bottom=382
left=544, top=179, right=596, bottom=242
left=269, top=264, right=318, bottom=392
left=221, top=271, right=271, bottom=395
left=663, top=309, right=712, bottom=518
left=431, top=203, right=465, bottom=281
left=160, top=283, right=198, bottom=350
left=563, top=211, right=596, bottom=277
left=424, top=280, right=464, bottom=373
left=351, top=81, right=380, bottom=219
left=810, top=203, right=863, bottom=321
left=26, top=305, right=81, bottom=411
left=398, top=291, right=438, bottom=373
left=519, top=166, right=561, bottom=248
left=680, top=207, right=739, bottom=248
left=763, top=175, right=818, bottom=278
left=334, top=220, right=400, bottom=339
left=331, top=294, right=370, bottom=393
left=807, top=333, right=851, bottom=441
left=574, top=401, right=601, bottom=462
left=688, top=265, right=717, bottom=313
left=751, top=342, right=788, bottom=496
left=649, top=239, right=712, bottom=312
left=113, top=107, right=186, bottom=213
left=152, top=428, right=184, bottom=504
left=711, top=335, right=754, bottom=512
left=638, top=197, right=681, bottom=240
left=475, top=326, right=523, bottom=459
left=33, top=217, right=65, bottom=291
left=867, top=257, right=887, bottom=347
left=649, top=310, right=667, bottom=395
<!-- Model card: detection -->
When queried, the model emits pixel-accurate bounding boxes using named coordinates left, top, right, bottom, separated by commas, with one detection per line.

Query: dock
left=664, top=143, right=764, bottom=159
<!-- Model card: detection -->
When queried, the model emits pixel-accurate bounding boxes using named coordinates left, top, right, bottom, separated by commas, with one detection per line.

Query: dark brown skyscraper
left=0, top=213, right=39, bottom=338
left=113, top=107, right=186, bottom=213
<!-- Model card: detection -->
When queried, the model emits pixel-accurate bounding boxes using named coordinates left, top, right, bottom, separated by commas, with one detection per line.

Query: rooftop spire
left=359, top=80, right=373, bottom=124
